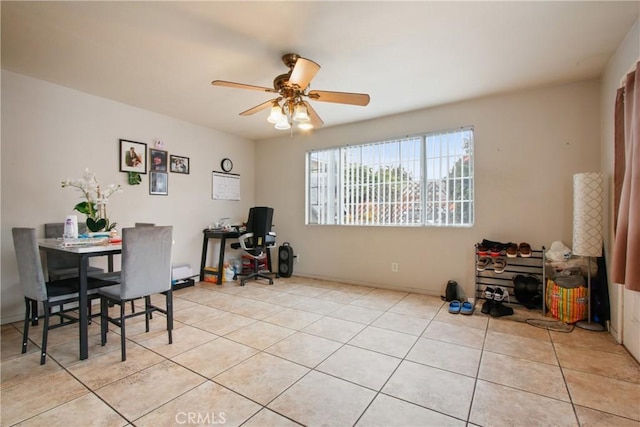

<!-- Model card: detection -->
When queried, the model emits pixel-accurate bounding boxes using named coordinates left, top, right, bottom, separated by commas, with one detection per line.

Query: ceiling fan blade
left=239, top=99, right=277, bottom=116
left=289, top=58, right=320, bottom=90
left=211, top=80, right=275, bottom=93
left=303, top=101, right=324, bottom=128
left=308, top=90, right=370, bottom=106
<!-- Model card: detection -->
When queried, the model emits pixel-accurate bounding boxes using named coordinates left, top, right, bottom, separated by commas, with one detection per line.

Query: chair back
left=120, top=225, right=173, bottom=300
left=12, top=228, right=48, bottom=302
left=134, top=223, right=155, bottom=227
left=246, top=207, right=274, bottom=247
left=45, top=222, right=88, bottom=271
left=239, top=207, right=274, bottom=257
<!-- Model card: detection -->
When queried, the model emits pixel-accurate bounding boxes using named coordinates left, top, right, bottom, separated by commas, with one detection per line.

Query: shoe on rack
left=524, top=275, right=542, bottom=309
left=490, top=287, right=514, bottom=317
left=519, top=242, right=532, bottom=258
left=506, top=244, right=518, bottom=258
left=490, top=246, right=503, bottom=257
left=481, top=286, right=495, bottom=314
left=493, top=286, right=510, bottom=303
left=482, top=239, right=513, bottom=252
left=477, top=257, right=492, bottom=271
left=484, top=286, right=496, bottom=300
left=477, top=244, right=489, bottom=257
left=493, top=258, right=507, bottom=274
left=481, top=299, right=493, bottom=314
left=513, top=274, right=528, bottom=304
left=490, top=300, right=514, bottom=317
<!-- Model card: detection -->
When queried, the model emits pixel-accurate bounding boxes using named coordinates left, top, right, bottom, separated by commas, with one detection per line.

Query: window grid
left=307, top=127, right=473, bottom=227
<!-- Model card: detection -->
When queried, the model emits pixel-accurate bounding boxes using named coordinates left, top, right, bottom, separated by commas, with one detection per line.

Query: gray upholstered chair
left=12, top=227, right=114, bottom=364
left=99, top=226, right=173, bottom=361
left=134, top=222, right=155, bottom=227
left=44, top=223, right=104, bottom=281
left=87, top=223, right=156, bottom=314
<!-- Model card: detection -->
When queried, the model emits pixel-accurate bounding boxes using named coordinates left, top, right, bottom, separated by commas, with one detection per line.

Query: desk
left=199, top=229, right=274, bottom=284
left=199, top=230, right=240, bottom=284
left=38, top=239, right=121, bottom=360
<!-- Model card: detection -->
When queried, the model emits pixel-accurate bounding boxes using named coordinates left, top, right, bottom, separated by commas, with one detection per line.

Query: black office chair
left=236, top=207, right=276, bottom=286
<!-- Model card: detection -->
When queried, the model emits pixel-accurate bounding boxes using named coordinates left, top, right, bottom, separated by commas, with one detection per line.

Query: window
left=306, top=127, right=474, bottom=227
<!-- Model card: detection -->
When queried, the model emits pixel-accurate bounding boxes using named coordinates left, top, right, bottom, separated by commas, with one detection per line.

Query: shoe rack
left=474, top=244, right=547, bottom=315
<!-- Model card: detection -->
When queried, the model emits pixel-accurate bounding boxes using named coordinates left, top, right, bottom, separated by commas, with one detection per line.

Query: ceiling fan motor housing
left=282, top=53, right=301, bottom=69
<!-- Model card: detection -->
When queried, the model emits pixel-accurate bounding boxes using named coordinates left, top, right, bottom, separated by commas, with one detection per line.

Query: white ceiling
left=2, top=1, right=638, bottom=141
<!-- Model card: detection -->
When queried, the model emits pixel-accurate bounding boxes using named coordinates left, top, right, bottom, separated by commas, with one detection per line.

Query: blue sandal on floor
left=460, top=301, right=474, bottom=315
left=448, top=300, right=461, bottom=314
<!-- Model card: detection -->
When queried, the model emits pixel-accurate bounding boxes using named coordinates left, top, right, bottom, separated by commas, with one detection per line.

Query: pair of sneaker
left=476, top=257, right=507, bottom=273
left=481, top=286, right=514, bottom=317
left=506, top=242, right=532, bottom=258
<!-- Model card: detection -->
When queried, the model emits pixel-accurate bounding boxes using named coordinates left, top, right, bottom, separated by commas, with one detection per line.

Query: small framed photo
left=170, top=155, right=190, bottom=174
left=149, top=172, right=168, bottom=195
left=119, top=139, right=147, bottom=174
left=149, top=149, right=168, bottom=172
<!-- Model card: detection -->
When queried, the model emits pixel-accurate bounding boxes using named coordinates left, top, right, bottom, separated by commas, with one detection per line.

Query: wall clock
left=221, top=158, right=233, bottom=173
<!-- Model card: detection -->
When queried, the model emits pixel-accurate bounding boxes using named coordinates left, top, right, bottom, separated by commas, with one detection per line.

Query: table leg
left=79, top=256, right=89, bottom=360
left=200, top=235, right=209, bottom=281
left=217, top=236, right=226, bottom=285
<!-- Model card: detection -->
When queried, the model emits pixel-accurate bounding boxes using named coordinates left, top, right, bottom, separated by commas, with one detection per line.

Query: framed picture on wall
left=149, top=172, right=168, bottom=195
left=149, top=149, right=168, bottom=172
left=170, top=155, right=189, bottom=174
left=119, top=139, right=147, bottom=174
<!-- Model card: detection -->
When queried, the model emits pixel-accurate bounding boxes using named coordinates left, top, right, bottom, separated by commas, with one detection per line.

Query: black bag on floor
left=442, top=280, right=462, bottom=301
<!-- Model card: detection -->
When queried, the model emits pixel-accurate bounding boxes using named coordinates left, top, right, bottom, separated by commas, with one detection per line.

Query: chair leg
left=100, top=297, right=108, bottom=346
left=22, top=298, right=31, bottom=354
left=120, top=302, right=126, bottom=362
left=30, top=300, right=39, bottom=326
left=144, top=296, right=151, bottom=333
left=40, top=304, right=50, bottom=365
left=166, top=290, right=173, bottom=345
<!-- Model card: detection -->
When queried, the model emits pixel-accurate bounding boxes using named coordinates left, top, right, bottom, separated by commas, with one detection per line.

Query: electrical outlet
left=391, top=262, right=399, bottom=272
left=294, top=254, right=299, bottom=263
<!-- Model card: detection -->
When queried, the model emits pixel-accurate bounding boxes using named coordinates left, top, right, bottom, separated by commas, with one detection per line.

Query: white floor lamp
left=572, top=172, right=606, bottom=331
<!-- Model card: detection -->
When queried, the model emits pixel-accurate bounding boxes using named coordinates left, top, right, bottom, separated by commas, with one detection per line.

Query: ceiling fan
left=211, top=53, right=370, bottom=131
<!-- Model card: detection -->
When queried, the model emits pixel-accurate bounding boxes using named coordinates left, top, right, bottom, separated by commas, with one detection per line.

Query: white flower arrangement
left=61, top=169, right=122, bottom=232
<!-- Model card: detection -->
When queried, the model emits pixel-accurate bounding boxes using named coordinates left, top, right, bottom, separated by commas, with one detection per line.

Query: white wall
left=600, top=19, right=639, bottom=340
left=0, top=70, right=608, bottom=322
left=256, top=80, right=602, bottom=298
left=1, top=70, right=256, bottom=323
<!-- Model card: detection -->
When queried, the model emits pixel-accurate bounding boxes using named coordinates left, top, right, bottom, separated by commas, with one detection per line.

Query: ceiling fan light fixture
left=297, top=121, right=314, bottom=130
left=274, top=119, right=291, bottom=130
left=293, top=102, right=310, bottom=122
left=267, top=101, right=285, bottom=124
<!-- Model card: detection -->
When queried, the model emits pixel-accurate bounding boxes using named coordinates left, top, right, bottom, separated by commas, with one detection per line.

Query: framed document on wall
left=212, top=171, right=240, bottom=200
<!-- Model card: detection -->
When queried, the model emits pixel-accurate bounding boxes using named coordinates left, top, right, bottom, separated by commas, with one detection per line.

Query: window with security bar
left=306, top=127, right=474, bottom=226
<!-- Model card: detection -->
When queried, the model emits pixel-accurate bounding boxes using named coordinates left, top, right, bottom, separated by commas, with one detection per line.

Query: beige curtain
left=612, top=61, right=640, bottom=292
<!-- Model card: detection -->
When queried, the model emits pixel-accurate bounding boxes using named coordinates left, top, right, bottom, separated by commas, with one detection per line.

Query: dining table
left=38, top=238, right=122, bottom=360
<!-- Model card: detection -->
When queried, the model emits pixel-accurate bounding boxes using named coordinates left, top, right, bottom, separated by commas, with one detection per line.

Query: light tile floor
left=2, top=277, right=639, bottom=426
